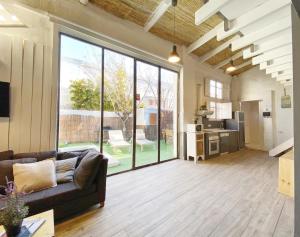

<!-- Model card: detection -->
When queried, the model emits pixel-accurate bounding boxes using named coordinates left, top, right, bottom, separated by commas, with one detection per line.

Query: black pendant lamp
left=168, top=0, right=180, bottom=63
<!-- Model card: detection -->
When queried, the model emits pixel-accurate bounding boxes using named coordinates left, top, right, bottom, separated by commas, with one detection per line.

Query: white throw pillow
left=13, top=160, right=57, bottom=193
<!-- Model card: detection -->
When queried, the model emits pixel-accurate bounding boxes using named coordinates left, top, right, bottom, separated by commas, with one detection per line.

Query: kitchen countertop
left=203, top=129, right=238, bottom=133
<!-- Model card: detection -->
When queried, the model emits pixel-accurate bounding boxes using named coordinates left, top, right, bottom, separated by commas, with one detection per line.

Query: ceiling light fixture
left=79, top=0, right=89, bottom=6
left=168, top=0, right=180, bottom=63
left=226, top=59, right=236, bottom=73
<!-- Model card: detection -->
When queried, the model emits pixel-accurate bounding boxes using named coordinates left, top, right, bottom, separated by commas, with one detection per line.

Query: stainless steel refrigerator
left=225, top=111, right=245, bottom=149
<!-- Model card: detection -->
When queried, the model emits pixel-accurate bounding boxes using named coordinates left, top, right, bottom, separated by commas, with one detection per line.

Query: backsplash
left=202, top=118, right=225, bottom=129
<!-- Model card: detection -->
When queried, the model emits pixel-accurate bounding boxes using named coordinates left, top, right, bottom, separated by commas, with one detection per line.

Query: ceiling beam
left=198, top=35, right=240, bottom=64
left=243, top=34, right=292, bottom=59
left=217, top=0, right=291, bottom=41
left=266, top=63, right=293, bottom=74
left=260, top=55, right=293, bottom=70
left=213, top=51, right=243, bottom=69
left=144, top=0, right=171, bottom=32
left=187, top=22, right=223, bottom=53
left=280, top=80, right=293, bottom=86
left=231, top=17, right=291, bottom=51
left=252, top=45, right=292, bottom=65
left=195, top=0, right=230, bottom=25
left=276, top=74, right=293, bottom=81
left=271, top=69, right=293, bottom=78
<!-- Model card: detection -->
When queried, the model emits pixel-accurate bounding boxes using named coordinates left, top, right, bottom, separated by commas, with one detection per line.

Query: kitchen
left=186, top=110, right=245, bottom=163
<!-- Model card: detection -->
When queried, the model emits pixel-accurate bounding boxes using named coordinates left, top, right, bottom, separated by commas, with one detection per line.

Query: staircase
left=269, top=138, right=294, bottom=157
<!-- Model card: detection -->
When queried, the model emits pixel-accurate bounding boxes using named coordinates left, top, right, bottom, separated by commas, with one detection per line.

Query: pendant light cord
left=173, top=3, right=176, bottom=45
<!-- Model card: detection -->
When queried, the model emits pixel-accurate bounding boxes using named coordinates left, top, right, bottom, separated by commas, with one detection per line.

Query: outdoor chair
left=108, top=130, right=131, bottom=152
left=136, top=129, right=156, bottom=152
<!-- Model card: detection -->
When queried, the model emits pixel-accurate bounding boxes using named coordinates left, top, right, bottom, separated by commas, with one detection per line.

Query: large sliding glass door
left=136, top=61, right=159, bottom=167
left=103, top=49, right=134, bottom=175
left=58, top=34, right=178, bottom=175
left=160, top=69, right=178, bottom=161
left=58, top=35, right=102, bottom=151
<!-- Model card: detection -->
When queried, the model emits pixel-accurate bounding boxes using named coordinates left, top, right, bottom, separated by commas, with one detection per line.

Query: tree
left=70, top=79, right=116, bottom=111
left=69, top=79, right=100, bottom=110
left=104, top=67, right=133, bottom=132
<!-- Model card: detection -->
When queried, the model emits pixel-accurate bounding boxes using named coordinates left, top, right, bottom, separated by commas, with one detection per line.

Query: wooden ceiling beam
left=195, top=0, right=230, bottom=25
left=187, top=22, right=223, bottom=53
left=217, top=0, right=291, bottom=41
left=231, top=17, right=291, bottom=51
left=213, top=51, right=243, bottom=69
left=243, top=34, right=292, bottom=59
left=144, top=0, right=172, bottom=32
left=198, top=35, right=240, bottom=64
left=252, top=45, right=292, bottom=65
left=260, top=55, right=293, bottom=70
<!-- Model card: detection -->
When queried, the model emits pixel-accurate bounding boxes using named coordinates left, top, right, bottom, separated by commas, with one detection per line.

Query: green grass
left=59, top=141, right=176, bottom=175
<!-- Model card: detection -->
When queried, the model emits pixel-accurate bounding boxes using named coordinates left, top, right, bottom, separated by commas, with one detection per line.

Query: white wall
left=232, top=67, right=293, bottom=151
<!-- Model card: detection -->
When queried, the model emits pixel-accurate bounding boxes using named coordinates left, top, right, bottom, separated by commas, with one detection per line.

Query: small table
left=0, top=210, right=54, bottom=237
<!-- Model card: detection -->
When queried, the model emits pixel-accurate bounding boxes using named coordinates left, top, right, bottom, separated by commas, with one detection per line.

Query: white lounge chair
left=136, top=129, right=156, bottom=152
left=108, top=130, right=131, bottom=152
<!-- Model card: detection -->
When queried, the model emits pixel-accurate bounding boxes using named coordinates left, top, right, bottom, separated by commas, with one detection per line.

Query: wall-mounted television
left=0, top=82, right=10, bottom=117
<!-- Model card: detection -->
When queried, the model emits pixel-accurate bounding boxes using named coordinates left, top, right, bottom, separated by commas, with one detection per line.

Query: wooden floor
left=56, top=149, right=294, bottom=237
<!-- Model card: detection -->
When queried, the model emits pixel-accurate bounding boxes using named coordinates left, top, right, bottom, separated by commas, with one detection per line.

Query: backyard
left=59, top=141, right=175, bottom=175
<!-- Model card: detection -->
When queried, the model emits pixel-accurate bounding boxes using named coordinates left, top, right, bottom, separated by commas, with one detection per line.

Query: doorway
left=241, top=101, right=263, bottom=150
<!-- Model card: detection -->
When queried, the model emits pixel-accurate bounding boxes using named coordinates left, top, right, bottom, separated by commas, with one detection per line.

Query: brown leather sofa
left=0, top=149, right=108, bottom=220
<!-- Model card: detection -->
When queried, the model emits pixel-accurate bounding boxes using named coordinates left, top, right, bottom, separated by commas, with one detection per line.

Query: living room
left=0, top=0, right=299, bottom=236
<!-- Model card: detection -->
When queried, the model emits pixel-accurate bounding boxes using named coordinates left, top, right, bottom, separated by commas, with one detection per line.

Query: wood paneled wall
left=0, top=34, right=57, bottom=153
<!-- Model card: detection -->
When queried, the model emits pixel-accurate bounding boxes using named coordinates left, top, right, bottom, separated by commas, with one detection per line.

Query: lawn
left=59, top=141, right=176, bottom=175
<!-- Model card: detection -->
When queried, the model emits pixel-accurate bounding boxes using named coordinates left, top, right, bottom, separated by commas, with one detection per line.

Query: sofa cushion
left=13, top=151, right=57, bottom=162
left=55, top=157, right=78, bottom=184
left=0, top=182, right=97, bottom=211
left=57, top=149, right=91, bottom=167
left=0, top=158, right=37, bottom=186
left=0, top=150, right=13, bottom=161
left=13, top=160, right=57, bottom=193
left=74, top=151, right=100, bottom=189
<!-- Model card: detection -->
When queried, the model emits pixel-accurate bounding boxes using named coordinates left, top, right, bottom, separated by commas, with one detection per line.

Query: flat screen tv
left=0, top=82, right=10, bottom=117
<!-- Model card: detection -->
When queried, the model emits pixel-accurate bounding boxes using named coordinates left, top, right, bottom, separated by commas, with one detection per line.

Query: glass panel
left=103, top=49, right=134, bottom=175
left=136, top=61, right=159, bottom=166
left=58, top=35, right=102, bottom=153
left=208, top=101, right=216, bottom=119
left=160, top=69, right=178, bottom=161
left=210, top=86, right=216, bottom=98
left=216, top=88, right=222, bottom=99
left=216, top=82, right=222, bottom=88
left=210, top=80, right=216, bottom=86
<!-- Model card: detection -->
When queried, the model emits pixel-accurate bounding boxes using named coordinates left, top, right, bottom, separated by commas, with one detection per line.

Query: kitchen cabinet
left=220, top=132, right=230, bottom=154
left=228, top=131, right=239, bottom=153
left=187, top=132, right=204, bottom=163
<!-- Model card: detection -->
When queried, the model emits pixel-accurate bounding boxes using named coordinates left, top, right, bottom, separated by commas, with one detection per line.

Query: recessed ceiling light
left=11, top=15, right=18, bottom=21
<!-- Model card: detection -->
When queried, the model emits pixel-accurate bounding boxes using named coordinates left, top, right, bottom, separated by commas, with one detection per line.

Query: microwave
left=186, top=124, right=203, bottom=133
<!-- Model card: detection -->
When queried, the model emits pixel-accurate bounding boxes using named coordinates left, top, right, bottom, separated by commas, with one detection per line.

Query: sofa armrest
left=96, top=157, right=108, bottom=204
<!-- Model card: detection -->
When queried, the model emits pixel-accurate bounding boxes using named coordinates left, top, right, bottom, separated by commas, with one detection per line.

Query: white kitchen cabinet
left=187, top=132, right=204, bottom=163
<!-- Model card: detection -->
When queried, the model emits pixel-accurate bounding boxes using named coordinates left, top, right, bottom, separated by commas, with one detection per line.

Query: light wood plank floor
left=56, top=149, right=294, bottom=237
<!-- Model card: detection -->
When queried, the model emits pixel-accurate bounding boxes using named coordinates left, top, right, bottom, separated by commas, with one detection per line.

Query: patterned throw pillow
left=55, top=157, right=78, bottom=184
